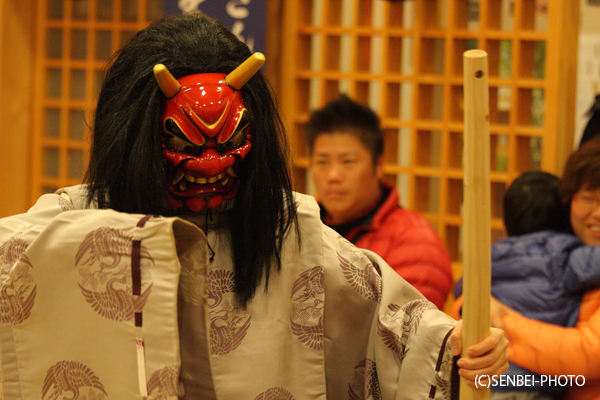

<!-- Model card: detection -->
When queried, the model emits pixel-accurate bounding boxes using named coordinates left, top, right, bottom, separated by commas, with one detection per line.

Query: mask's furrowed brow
left=180, top=105, right=204, bottom=136
left=220, top=110, right=249, bottom=144
left=165, top=118, right=194, bottom=144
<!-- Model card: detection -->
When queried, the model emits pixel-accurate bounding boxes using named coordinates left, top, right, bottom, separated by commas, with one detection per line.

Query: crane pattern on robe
left=348, top=358, right=381, bottom=400
left=0, top=236, right=37, bottom=325
left=75, top=227, right=154, bottom=322
left=337, top=236, right=382, bottom=303
left=377, top=299, right=438, bottom=363
left=147, top=364, right=184, bottom=400
left=434, top=340, right=453, bottom=400
left=290, top=265, right=325, bottom=350
left=42, top=360, right=107, bottom=400
left=178, top=246, right=208, bottom=306
left=208, top=269, right=251, bottom=355
left=253, top=387, right=295, bottom=400
left=57, top=195, right=74, bottom=212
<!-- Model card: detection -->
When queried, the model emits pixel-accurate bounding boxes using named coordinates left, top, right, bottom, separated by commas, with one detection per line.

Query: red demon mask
left=154, top=53, right=265, bottom=212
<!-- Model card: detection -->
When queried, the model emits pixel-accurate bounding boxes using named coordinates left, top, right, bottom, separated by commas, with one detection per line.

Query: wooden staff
left=461, top=50, right=492, bottom=400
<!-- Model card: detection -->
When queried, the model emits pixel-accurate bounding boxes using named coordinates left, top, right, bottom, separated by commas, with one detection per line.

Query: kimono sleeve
left=367, top=249, right=458, bottom=400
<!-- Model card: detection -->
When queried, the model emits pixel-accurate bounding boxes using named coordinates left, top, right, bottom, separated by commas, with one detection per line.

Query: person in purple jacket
left=454, top=170, right=600, bottom=400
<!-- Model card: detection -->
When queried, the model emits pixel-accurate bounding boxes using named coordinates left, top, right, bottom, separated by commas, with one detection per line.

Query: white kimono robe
left=0, top=185, right=457, bottom=400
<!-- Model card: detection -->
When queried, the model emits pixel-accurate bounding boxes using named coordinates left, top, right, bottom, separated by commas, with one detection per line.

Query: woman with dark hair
left=0, top=12, right=508, bottom=399
left=453, top=169, right=600, bottom=400
left=490, top=135, right=600, bottom=400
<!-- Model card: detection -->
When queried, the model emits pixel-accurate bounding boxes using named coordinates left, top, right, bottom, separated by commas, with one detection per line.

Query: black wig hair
left=304, top=94, right=384, bottom=164
left=85, top=11, right=299, bottom=307
left=503, top=171, right=570, bottom=236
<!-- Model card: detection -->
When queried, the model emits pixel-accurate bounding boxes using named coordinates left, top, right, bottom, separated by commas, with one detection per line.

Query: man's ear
left=375, top=155, right=385, bottom=180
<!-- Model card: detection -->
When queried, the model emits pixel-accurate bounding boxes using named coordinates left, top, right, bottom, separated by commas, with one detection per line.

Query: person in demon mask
left=85, top=13, right=296, bottom=308
left=0, top=11, right=508, bottom=400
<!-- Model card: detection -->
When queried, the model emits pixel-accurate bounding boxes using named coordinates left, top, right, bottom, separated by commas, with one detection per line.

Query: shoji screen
left=278, top=0, right=579, bottom=297
left=30, top=0, right=164, bottom=201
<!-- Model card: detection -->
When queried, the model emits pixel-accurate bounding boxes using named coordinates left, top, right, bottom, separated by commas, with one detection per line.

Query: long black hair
left=85, top=12, right=299, bottom=307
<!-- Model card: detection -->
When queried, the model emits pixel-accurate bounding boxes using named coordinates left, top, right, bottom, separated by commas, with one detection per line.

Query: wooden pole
left=460, top=49, right=492, bottom=400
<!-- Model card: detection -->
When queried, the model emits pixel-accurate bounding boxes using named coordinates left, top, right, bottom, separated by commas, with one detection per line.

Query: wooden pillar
left=0, top=0, right=35, bottom=217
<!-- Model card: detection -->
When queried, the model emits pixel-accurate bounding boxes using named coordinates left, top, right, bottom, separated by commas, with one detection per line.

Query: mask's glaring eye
left=165, top=118, right=186, bottom=138
left=220, top=111, right=250, bottom=151
left=167, top=135, right=192, bottom=152
left=164, top=118, right=203, bottom=154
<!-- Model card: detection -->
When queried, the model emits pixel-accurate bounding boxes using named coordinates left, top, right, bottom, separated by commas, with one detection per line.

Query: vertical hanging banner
left=165, top=0, right=266, bottom=54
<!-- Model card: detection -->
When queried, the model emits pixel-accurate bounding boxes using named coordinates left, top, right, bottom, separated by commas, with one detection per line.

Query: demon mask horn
left=225, top=52, right=266, bottom=90
left=153, top=52, right=265, bottom=98
left=153, top=64, right=181, bottom=99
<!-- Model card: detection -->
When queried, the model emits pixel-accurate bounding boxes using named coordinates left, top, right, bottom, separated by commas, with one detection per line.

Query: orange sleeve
left=503, top=289, right=600, bottom=378
left=448, top=295, right=463, bottom=321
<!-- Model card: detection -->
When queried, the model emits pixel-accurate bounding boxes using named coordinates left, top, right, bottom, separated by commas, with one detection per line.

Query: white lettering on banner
left=227, top=0, right=251, bottom=19
left=231, top=20, right=255, bottom=52
left=227, top=0, right=255, bottom=52
left=178, top=0, right=206, bottom=12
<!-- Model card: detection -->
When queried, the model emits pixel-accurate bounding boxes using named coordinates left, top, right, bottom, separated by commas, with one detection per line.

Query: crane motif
left=42, top=360, right=106, bottom=400
left=57, top=196, right=73, bottom=212
left=348, top=359, right=381, bottom=400
left=147, top=364, right=184, bottom=400
left=0, top=237, right=36, bottom=325
left=253, top=387, right=295, bottom=400
left=179, top=261, right=207, bottom=306
left=208, top=269, right=251, bottom=355
left=290, top=266, right=325, bottom=350
left=377, top=300, right=437, bottom=362
left=337, top=237, right=382, bottom=303
left=207, top=269, right=235, bottom=308
left=210, top=310, right=252, bottom=355
left=435, top=344, right=453, bottom=400
left=75, top=227, right=154, bottom=322
left=290, top=266, right=324, bottom=303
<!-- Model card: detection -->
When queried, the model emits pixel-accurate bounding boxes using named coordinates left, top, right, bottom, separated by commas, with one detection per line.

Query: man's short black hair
left=305, top=94, right=384, bottom=163
left=503, top=171, right=570, bottom=236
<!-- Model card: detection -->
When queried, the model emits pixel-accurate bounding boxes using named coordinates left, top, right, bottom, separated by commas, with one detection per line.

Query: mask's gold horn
left=153, top=64, right=181, bottom=99
left=225, top=52, right=266, bottom=91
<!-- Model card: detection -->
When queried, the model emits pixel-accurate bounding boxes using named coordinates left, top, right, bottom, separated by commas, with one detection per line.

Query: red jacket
left=323, top=185, right=453, bottom=309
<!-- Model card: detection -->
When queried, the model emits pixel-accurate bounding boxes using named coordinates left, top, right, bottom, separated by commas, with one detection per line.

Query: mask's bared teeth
left=178, top=180, right=187, bottom=192
left=184, top=174, right=195, bottom=183
left=221, top=178, right=229, bottom=186
left=227, top=166, right=237, bottom=177
left=196, top=177, right=207, bottom=184
left=172, top=168, right=185, bottom=185
left=217, top=172, right=225, bottom=180
left=207, top=176, right=218, bottom=183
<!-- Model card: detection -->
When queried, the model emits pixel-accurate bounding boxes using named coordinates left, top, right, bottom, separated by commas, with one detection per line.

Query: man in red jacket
left=306, top=94, right=453, bottom=310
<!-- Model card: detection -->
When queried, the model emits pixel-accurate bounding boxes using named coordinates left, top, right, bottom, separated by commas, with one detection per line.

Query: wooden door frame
left=0, top=0, right=36, bottom=217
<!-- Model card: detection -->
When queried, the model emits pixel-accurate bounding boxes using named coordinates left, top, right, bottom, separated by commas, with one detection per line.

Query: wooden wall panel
left=277, top=0, right=580, bottom=310
left=28, top=0, right=164, bottom=205
left=0, top=0, right=35, bottom=217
